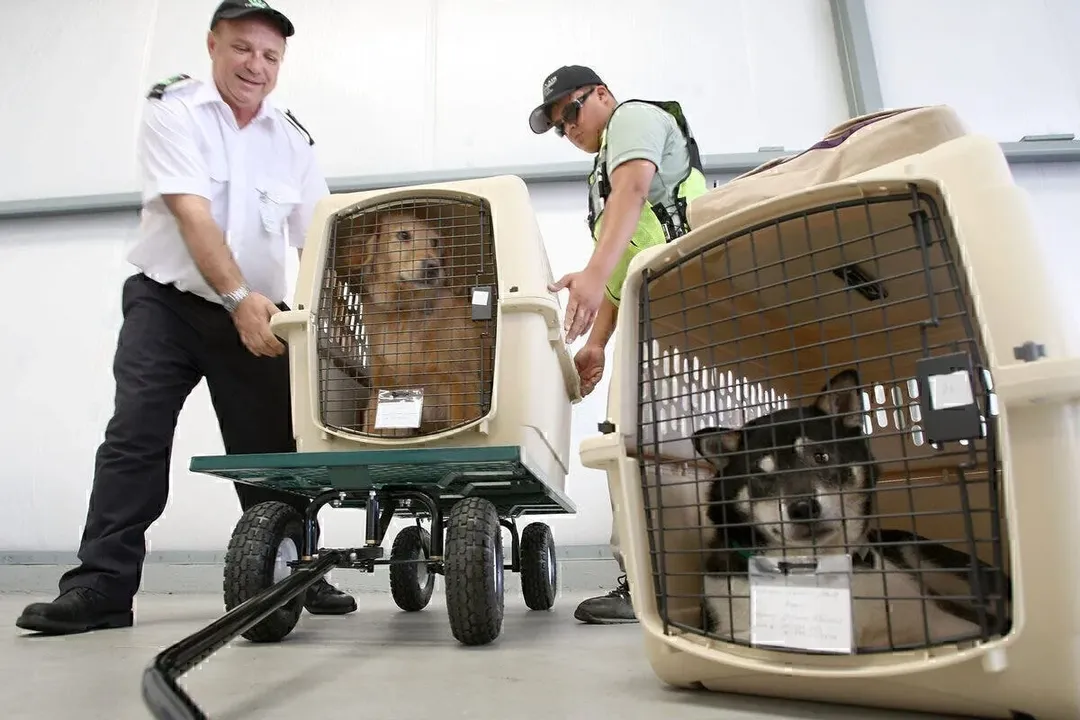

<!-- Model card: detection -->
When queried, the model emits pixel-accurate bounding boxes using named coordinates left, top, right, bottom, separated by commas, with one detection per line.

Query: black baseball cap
left=211, top=0, right=295, bottom=38
left=528, top=65, right=605, bottom=134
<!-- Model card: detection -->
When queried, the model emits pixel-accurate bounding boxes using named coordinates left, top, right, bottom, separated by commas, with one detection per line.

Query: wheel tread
left=223, top=501, right=305, bottom=643
left=389, top=524, right=435, bottom=612
left=520, top=522, right=557, bottom=611
left=444, top=497, right=504, bottom=646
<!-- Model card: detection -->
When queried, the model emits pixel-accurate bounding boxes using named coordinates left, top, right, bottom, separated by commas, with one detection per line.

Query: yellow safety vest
left=586, top=99, right=709, bottom=305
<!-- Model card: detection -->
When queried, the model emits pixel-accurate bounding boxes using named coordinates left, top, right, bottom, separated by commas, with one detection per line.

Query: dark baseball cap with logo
left=528, top=65, right=605, bottom=134
left=211, top=0, right=295, bottom=38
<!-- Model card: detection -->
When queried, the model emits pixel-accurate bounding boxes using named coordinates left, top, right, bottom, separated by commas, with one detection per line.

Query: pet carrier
left=275, top=174, right=580, bottom=469
left=579, top=120, right=1080, bottom=718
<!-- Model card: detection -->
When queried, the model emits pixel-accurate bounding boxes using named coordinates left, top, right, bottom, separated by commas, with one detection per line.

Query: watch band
left=220, top=283, right=251, bottom=313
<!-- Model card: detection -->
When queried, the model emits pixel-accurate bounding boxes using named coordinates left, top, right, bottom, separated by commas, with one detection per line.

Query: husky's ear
left=815, top=369, right=864, bottom=430
left=691, top=427, right=742, bottom=471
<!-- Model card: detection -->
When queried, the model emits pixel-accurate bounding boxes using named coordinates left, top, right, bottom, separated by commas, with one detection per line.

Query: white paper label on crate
left=374, top=389, right=424, bottom=429
left=928, top=370, right=975, bottom=410
left=471, top=288, right=490, bottom=306
left=748, top=554, right=854, bottom=654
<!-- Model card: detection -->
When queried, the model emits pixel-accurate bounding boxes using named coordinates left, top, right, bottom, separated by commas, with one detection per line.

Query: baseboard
left=0, top=545, right=623, bottom=595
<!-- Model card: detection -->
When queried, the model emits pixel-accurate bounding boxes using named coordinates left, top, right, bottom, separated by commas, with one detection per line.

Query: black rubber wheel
left=444, top=497, right=505, bottom=646
left=223, top=501, right=306, bottom=643
left=519, top=522, right=557, bottom=611
left=389, top=524, right=435, bottom=612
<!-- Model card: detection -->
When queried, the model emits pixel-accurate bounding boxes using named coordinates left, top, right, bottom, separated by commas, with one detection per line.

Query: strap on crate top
left=586, top=99, right=709, bottom=306
left=147, top=74, right=195, bottom=99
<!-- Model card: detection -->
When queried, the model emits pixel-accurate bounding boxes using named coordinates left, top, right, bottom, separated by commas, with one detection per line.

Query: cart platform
left=188, top=444, right=577, bottom=516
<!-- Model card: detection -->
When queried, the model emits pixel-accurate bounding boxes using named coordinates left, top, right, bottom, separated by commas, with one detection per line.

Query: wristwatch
left=220, top=283, right=251, bottom=313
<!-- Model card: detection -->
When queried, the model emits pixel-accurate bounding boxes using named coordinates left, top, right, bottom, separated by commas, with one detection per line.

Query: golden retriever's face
left=336, top=210, right=446, bottom=306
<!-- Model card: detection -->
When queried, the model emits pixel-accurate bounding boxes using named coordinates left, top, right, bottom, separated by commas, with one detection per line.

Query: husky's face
left=692, top=369, right=877, bottom=555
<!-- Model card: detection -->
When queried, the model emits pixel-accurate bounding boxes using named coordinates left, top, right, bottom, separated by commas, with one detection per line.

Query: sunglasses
left=552, top=87, right=595, bottom=137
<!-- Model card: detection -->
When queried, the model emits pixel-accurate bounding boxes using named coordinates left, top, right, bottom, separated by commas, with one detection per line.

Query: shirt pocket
left=255, top=177, right=301, bottom=236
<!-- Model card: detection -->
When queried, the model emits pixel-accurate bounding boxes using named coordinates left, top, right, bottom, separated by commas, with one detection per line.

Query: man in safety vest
left=529, top=65, right=708, bottom=624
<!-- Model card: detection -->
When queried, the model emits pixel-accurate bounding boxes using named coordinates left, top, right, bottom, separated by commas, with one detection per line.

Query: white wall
left=0, top=0, right=848, bottom=203
left=865, top=0, right=1080, bottom=140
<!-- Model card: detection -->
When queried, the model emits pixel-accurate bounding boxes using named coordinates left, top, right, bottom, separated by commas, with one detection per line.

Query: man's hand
left=549, top=265, right=608, bottom=343
left=231, top=293, right=285, bottom=357
left=574, top=343, right=606, bottom=397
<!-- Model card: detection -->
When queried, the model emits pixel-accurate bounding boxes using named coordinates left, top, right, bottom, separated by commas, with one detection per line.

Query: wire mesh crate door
left=635, top=183, right=1011, bottom=656
left=317, top=194, right=498, bottom=439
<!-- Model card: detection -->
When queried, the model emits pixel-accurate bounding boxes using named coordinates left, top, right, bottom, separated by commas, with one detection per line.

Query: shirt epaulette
left=281, top=109, right=315, bottom=146
left=147, top=74, right=195, bottom=100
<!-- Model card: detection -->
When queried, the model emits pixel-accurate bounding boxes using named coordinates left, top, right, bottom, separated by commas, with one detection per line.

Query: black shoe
left=574, top=575, right=638, bottom=625
left=15, top=587, right=133, bottom=635
left=304, top=577, right=357, bottom=615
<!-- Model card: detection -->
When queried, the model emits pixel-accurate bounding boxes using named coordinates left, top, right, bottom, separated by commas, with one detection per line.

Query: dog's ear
left=691, top=427, right=742, bottom=471
left=814, top=369, right=864, bottom=430
left=335, top=213, right=379, bottom=275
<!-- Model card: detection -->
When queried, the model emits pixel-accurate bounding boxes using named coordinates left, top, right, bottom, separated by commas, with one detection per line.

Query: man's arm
left=583, top=102, right=672, bottom=284
left=583, top=159, right=656, bottom=283
left=584, top=295, right=618, bottom=350
left=140, top=99, right=246, bottom=296
left=164, top=195, right=247, bottom=295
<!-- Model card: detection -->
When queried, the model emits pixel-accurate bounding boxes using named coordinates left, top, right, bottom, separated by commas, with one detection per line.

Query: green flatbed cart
left=141, top=445, right=576, bottom=720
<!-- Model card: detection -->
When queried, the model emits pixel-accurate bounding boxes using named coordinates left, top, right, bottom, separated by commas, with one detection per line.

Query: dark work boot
left=304, top=577, right=357, bottom=615
left=15, top=587, right=133, bottom=635
left=574, top=575, right=638, bottom=625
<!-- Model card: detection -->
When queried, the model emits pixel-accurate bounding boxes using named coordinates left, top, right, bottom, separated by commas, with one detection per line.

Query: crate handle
left=269, top=309, right=309, bottom=341
left=501, top=295, right=583, bottom=402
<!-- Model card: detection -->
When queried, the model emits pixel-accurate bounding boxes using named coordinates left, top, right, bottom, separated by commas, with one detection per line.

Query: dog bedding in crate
left=315, top=193, right=499, bottom=439
left=634, top=181, right=1011, bottom=655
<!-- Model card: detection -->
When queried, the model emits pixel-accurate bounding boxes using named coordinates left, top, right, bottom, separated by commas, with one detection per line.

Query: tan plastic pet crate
left=271, top=174, right=582, bottom=493
left=579, top=114, right=1080, bottom=718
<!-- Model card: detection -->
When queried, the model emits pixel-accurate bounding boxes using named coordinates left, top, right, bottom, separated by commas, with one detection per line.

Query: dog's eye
left=813, top=451, right=830, bottom=464
left=396, top=230, right=412, bottom=241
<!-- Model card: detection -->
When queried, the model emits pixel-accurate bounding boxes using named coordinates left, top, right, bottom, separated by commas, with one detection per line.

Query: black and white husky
left=690, top=369, right=1010, bottom=651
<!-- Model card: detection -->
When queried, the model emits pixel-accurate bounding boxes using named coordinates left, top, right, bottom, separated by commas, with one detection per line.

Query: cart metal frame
left=141, top=444, right=575, bottom=720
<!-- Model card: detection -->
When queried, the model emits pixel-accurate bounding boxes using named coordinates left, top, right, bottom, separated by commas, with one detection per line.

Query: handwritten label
left=748, top=554, right=855, bottom=654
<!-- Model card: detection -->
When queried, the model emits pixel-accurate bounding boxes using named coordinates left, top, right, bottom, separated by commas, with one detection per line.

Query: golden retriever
left=333, top=208, right=489, bottom=437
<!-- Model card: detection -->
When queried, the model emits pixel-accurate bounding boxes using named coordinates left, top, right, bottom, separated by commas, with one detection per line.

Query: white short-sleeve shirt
left=127, top=76, right=330, bottom=305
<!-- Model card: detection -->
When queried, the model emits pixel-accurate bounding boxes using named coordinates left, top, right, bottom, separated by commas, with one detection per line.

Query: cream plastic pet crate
left=270, top=174, right=582, bottom=493
left=579, top=119, right=1080, bottom=717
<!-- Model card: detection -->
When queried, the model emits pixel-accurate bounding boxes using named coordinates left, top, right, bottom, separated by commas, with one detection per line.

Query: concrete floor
left=1, top=591, right=965, bottom=720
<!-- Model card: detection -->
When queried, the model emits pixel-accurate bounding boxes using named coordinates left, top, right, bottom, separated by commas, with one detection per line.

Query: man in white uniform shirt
left=16, top=0, right=356, bottom=636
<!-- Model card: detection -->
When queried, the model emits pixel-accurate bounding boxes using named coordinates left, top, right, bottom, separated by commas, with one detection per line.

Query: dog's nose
left=787, top=498, right=822, bottom=522
left=421, top=258, right=441, bottom=281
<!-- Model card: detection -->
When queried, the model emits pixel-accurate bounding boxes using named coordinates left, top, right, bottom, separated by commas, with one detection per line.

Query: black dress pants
left=58, top=273, right=312, bottom=603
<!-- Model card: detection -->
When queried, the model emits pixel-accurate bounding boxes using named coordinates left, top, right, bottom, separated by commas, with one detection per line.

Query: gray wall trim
left=0, top=151, right=785, bottom=221
left=3, top=141, right=1080, bottom=222
left=0, top=544, right=615, bottom=566
left=0, top=545, right=622, bottom=594
left=829, top=0, right=885, bottom=116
